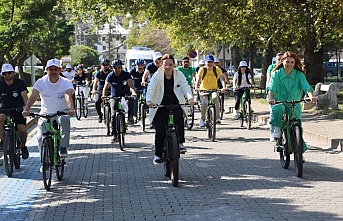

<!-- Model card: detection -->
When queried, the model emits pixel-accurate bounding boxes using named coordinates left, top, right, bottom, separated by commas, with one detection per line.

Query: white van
left=125, top=46, right=154, bottom=71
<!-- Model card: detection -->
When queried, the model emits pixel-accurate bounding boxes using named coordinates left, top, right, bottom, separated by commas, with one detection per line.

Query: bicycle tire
left=75, top=97, right=82, bottom=120
left=207, top=105, right=216, bottom=141
left=185, top=105, right=194, bottom=130
left=139, top=102, right=146, bottom=131
left=245, top=100, right=252, bottom=130
left=117, top=112, right=126, bottom=151
left=83, top=101, right=88, bottom=118
left=279, top=129, right=290, bottom=169
left=56, top=157, right=65, bottom=181
left=219, top=93, right=224, bottom=120
left=42, top=137, right=53, bottom=191
left=168, top=131, right=179, bottom=187
left=291, top=125, right=303, bottom=178
left=3, top=131, right=14, bottom=177
left=104, top=105, right=111, bottom=136
left=14, top=136, right=20, bottom=169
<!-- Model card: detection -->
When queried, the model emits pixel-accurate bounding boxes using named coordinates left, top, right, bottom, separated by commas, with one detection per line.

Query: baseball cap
left=153, top=52, right=163, bottom=61
left=66, top=63, right=72, bottom=69
left=214, top=58, right=220, bottom=63
left=199, top=60, right=205, bottom=65
left=239, top=61, right=248, bottom=68
left=205, top=55, right=214, bottom=62
left=1, top=64, right=15, bottom=75
left=46, top=59, right=61, bottom=68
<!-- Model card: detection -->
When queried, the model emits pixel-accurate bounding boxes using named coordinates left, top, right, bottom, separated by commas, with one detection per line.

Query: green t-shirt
left=177, top=66, right=195, bottom=86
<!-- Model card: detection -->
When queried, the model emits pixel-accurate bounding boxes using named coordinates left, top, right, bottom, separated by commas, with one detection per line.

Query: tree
left=69, top=44, right=99, bottom=67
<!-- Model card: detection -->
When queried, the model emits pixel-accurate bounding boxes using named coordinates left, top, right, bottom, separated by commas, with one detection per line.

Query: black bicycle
left=29, top=111, right=68, bottom=190
left=184, top=100, right=195, bottom=130
left=136, top=89, right=146, bottom=131
left=218, top=92, right=225, bottom=120
left=103, top=96, right=111, bottom=136
left=200, top=90, right=219, bottom=142
left=0, top=108, right=22, bottom=177
left=238, top=87, right=252, bottom=130
left=274, top=99, right=309, bottom=178
left=75, top=85, right=88, bottom=120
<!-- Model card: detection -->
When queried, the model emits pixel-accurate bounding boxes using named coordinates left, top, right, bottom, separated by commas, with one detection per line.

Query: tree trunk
left=260, top=38, right=274, bottom=89
left=303, top=32, right=324, bottom=85
left=232, top=45, right=241, bottom=72
left=248, top=42, right=256, bottom=83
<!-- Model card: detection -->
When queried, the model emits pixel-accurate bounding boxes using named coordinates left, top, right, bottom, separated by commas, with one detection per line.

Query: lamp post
left=115, top=43, right=123, bottom=59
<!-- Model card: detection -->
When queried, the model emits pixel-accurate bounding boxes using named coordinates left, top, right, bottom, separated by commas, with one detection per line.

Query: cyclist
left=214, top=57, right=230, bottom=116
left=72, top=65, right=90, bottom=107
left=195, top=59, right=205, bottom=73
left=92, top=59, right=112, bottom=123
left=195, top=55, right=227, bottom=127
left=146, top=54, right=194, bottom=164
left=177, top=56, right=196, bottom=88
left=130, top=58, right=146, bottom=122
left=102, top=59, right=137, bottom=143
left=232, top=61, right=254, bottom=120
left=0, top=64, right=29, bottom=159
left=267, top=51, right=316, bottom=142
left=62, top=63, right=76, bottom=81
left=23, top=59, right=74, bottom=161
left=141, top=52, right=163, bottom=129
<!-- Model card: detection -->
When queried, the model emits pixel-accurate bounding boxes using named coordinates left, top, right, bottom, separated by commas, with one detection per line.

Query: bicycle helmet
left=101, top=58, right=110, bottom=65
left=111, top=59, right=123, bottom=67
left=76, top=64, right=84, bottom=70
left=135, top=58, right=145, bottom=65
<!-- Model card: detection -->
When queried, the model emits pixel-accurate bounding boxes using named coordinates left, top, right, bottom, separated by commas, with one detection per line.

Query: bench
left=314, top=82, right=339, bottom=110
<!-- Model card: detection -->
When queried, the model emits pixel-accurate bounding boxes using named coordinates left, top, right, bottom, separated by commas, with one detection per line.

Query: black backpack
left=202, top=67, right=218, bottom=81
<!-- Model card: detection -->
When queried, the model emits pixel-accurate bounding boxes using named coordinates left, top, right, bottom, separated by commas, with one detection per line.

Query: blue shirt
left=146, top=63, right=158, bottom=76
left=73, top=74, right=88, bottom=86
left=130, top=67, right=145, bottom=90
left=95, top=70, right=112, bottom=91
left=105, top=71, right=132, bottom=97
left=0, top=79, right=28, bottom=108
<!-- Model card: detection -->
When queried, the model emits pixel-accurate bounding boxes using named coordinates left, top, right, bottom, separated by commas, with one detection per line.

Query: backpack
left=202, top=67, right=217, bottom=81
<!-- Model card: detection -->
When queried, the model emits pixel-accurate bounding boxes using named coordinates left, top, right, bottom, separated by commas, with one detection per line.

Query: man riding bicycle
left=130, top=58, right=146, bottom=121
left=72, top=65, right=90, bottom=107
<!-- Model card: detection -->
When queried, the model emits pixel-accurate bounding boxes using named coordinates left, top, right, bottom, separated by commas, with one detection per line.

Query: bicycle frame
left=43, top=119, right=62, bottom=165
left=239, top=87, right=251, bottom=116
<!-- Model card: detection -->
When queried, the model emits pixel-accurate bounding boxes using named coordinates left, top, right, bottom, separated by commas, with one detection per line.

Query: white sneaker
left=216, top=118, right=221, bottom=124
left=179, top=144, right=187, bottom=153
left=153, top=155, right=162, bottom=165
left=270, top=136, right=276, bottom=142
left=39, top=166, right=43, bottom=173
left=233, top=110, right=239, bottom=120
left=199, top=119, right=205, bottom=127
left=273, top=127, right=281, bottom=138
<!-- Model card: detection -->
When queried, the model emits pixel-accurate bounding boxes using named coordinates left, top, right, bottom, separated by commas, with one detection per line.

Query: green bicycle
left=29, top=111, right=68, bottom=190
left=136, top=89, right=147, bottom=131
left=274, top=99, right=309, bottom=178
left=0, top=108, right=22, bottom=177
left=200, top=90, right=219, bottom=142
left=238, top=87, right=252, bottom=130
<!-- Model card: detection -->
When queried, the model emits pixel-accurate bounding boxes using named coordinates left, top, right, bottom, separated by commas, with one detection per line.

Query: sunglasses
left=2, top=72, right=13, bottom=75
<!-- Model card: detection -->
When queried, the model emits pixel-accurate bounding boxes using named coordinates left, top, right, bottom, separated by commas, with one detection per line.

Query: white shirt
left=233, top=72, right=252, bottom=88
left=33, top=75, right=74, bottom=114
left=63, top=70, right=76, bottom=81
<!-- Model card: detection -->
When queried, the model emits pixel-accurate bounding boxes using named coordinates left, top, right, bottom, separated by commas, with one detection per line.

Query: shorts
left=9, top=110, right=27, bottom=127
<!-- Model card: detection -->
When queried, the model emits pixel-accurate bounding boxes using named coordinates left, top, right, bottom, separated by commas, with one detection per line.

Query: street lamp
left=115, top=43, right=123, bottom=59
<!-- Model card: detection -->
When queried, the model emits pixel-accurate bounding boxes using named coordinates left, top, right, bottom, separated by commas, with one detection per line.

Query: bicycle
left=75, top=85, right=88, bottom=120
left=200, top=90, right=219, bottom=142
left=153, top=104, right=190, bottom=187
left=29, top=111, right=68, bottom=191
left=102, top=96, right=111, bottom=136
left=184, top=102, right=195, bottom=131
left=274, top=99, right=309, bottom=178
left=0, top=108, right=22, bottom=177
left=218, top=92, right=225, bottom=120
left=136, top=89, right=146, bottom=131
left=237, top=87, right=252, bottom=130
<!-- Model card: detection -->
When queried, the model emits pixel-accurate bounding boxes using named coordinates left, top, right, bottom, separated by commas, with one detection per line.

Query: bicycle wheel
left=14, top=136, right=21, bottom=169
left=291, top=125, right=303, bottom=178
left=244, top=100, right=252, bottom=130
left=75, top=97, right=82, bottom=120
left=83, top=99, right=88, bottom=118
left=139, top=102, right=146, bottom=131
left=219, top=93, right=224, bottom=120
left=117, top=112, right=126, bottom=151
left=207, top=105, right=216, bottom=141
left=185, top=106, right=194, bottom=130
left=104, top=105, right=111, bottom=136
left=56, top=155, right=65, bottom=181
left=42, top=137, right=53, bottom=191
left=279, top=129, right=290, bottom=169
left=3, top=131, right=14, bottom=177
left=168, top=131, right=179, bottom=187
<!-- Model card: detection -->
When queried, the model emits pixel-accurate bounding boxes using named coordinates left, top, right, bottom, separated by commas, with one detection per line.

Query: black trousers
left=234, top=89, right=251, bottom=110
left=154, top=106, right=184, bottom=157
left=110, top=98, right=134, bottom=136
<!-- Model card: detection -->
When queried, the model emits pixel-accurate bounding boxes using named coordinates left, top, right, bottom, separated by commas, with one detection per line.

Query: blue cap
left=205, top=55, right=214, bottom=62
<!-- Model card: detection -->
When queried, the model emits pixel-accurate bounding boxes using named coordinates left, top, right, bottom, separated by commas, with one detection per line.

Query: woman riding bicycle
left=267, top=51, right=316, bottom=144
left=146, top=54, right=194, bottom=164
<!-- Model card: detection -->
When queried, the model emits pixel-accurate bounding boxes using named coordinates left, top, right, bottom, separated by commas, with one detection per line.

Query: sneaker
left=98, top=114, right=103, bottom=123
left=270, top=136, right=276, bottom=142
left=216, top=118, right=221, bottom=124
left=234, top=114, right=239, bottom=120
left=273, top=127, right=281, bottom=139
left=199, top=119, right=205, bottom=127
left=21, top=146, right=29, bottom=159
left=149, top=124, right=155, bottom=129
left=59, top=147, right=68, bottom=157
left=128, top=118, right=135, bottom=125
left=302, top=156, right=305, bottom=163
left=39, top=165, right=43, bottom=173
left=153, top=155, right=162, bottom=165
left=179, top=144, right=187, bottom=154
left=111, top=137, right=118, bottom=143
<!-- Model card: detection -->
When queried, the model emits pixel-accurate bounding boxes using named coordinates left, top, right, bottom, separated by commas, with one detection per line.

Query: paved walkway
left=0, top=98, right=342, bottom=221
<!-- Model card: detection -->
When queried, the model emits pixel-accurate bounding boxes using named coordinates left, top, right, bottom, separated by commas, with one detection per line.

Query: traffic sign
left=188, top=50, right=197, bottom=59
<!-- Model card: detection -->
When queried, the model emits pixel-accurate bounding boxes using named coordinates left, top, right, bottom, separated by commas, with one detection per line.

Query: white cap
left=199, top=60, right=205, bottom=65
left=214, top=58, right=220, bottom=63
left=46, top=59, right=61, bottom=69
left=153, top=52, right=163, bottom=61
left=66, top=63, right=72, bottom=69
left=239, top=61, right=248, bottom=68
left=1, top=64, right=15, bottom=75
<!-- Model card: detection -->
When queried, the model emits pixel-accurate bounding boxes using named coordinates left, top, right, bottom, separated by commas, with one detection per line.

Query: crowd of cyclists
left=0, top=50, right=317, bottom=169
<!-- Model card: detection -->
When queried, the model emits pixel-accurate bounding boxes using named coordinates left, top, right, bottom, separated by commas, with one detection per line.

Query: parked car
left=323, top=61, right=343, bottom=77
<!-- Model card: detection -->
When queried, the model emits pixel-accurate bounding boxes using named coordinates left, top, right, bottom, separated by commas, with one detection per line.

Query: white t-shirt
left=233, top=72, right=252, bottom=88
left=33, top=75, right=74, bottom=114
left=63, top=70, right=76, bottom=81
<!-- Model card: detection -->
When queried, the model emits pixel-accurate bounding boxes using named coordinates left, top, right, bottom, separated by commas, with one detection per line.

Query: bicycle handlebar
left=274, top=98, right=312, bottom=105
left=29, top=111, right=68, bottom=119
